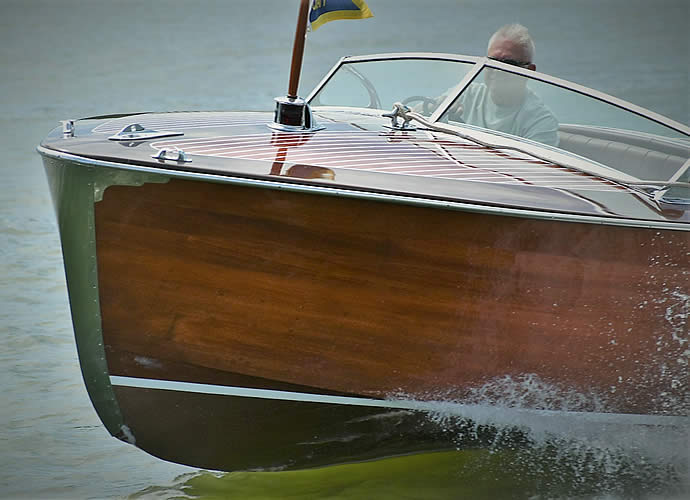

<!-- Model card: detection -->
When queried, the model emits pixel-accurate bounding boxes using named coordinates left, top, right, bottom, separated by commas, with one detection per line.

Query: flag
left=309, top=0, right=373, bottom=31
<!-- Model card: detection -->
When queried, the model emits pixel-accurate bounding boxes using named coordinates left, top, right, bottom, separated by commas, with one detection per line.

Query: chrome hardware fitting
left=382, top=103, right=416, bottom=131
left=151, top=147, right=192, bottom=163
left=109, top=123, right=183, bottom=141
left=654, top=185, right=690, bottom=206
left=268, top=96, right=325, bottom=133
left=653, top=158, right=690, bottom=205
left=61, top=120, right=75, bottom=137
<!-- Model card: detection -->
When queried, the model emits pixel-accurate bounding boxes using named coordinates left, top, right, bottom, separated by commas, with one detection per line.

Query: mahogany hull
left=41, top=151, right=689, bottom=471
left=95, top=177, right=688, bottom=417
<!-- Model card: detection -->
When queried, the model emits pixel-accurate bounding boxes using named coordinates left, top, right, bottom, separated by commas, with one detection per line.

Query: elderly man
left=449, top=24, right=559, bottom=147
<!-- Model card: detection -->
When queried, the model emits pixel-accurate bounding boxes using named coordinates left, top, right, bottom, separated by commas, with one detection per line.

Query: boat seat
left=557, top=130, right=687, bottom=182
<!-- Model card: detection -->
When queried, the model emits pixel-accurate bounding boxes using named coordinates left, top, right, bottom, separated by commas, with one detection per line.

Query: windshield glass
left=439, top=65, right=689, bottom=182
left=310, top=56, right=689, bottom=183
left=310, top=58, right=474, bottom=117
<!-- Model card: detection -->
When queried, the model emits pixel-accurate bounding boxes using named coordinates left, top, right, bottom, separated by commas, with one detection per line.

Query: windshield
left=309, top=58, right=474, bottom=117
left=309, top=56, right=689, bottom=184
left=439, top=64, right=689, bottom=182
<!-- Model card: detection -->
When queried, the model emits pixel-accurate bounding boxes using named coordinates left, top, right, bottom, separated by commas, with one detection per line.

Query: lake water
left=1, top=0, right=688, bottom=498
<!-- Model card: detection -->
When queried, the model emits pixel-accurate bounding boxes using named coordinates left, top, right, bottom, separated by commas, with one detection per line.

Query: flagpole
left=270, top=0, right=371, bottom=132
left=268, top=0, right=324, bottom=132
left=287, top=0, right=311, bottom=99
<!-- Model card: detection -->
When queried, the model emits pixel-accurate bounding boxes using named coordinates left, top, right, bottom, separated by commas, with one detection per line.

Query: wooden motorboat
left=38, top=46, right=688, bottom=471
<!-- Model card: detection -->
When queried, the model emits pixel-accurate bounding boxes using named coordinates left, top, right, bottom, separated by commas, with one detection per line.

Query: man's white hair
left=488, top=23, right=535, bottom=62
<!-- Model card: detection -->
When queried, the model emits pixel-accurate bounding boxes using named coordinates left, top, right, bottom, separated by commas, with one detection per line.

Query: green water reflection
left=130, top=446, right=685, bottom=499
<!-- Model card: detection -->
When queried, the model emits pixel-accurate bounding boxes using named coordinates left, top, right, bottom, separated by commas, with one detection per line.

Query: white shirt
left=454, top=83, right=560, bottom=147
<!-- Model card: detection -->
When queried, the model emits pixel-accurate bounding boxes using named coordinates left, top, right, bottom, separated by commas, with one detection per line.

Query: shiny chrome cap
left=268, top=96, right=324, bottom=132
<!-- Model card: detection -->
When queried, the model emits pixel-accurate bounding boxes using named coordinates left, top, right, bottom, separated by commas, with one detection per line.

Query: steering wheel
left=401, top=95, right=437, bottom=115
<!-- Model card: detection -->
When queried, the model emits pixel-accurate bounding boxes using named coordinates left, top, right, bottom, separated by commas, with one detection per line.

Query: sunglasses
left=488, top=56, right=531, bottom=68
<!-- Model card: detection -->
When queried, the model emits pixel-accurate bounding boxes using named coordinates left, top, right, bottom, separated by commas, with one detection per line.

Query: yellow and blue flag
left=309, top=0, right=373, bottom=31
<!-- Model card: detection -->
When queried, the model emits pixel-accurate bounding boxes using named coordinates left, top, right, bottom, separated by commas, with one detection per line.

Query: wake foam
left=389, top=373, right=689, bottom=497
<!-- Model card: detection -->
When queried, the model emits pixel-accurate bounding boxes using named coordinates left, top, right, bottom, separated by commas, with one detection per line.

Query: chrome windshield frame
left=307, top=52, right=690, bottom=138
left=306, top=52, right=481, bottom=104
left=453, top=57, right=690, bottom=138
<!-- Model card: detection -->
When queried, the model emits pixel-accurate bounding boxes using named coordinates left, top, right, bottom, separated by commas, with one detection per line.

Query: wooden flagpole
left=287, top=0, right=311, bottom=99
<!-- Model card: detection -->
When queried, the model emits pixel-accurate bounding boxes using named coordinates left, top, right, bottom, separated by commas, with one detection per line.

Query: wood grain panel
left=95, top=178, right=689, bottom=416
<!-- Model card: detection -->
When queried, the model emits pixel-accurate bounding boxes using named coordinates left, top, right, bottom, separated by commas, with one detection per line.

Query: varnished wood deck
left=151, top=129, right=624, bottom=190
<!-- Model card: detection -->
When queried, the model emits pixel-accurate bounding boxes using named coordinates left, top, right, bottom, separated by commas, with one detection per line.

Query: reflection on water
left=130, top=442, right=686, bottom=499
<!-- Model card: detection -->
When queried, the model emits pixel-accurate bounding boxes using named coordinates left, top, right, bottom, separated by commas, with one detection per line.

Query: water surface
left=1, top=1, right=687, bottom=498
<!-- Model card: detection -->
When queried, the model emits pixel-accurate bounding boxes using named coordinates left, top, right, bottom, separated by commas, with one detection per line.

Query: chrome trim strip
left=339, top=52, right=481, bottom=64
left=110, top=375, right=687, bottom=427
left=36, top=146, right=689, bottom=231
left=665, top=157, right=690, bottom=187
left=429, top=59, right=486, bottom=123
left=306, top=56, right=347, bottom=103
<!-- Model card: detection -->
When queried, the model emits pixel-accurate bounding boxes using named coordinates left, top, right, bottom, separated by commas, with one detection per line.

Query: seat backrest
left=557, top=129, right=686, bottom=182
